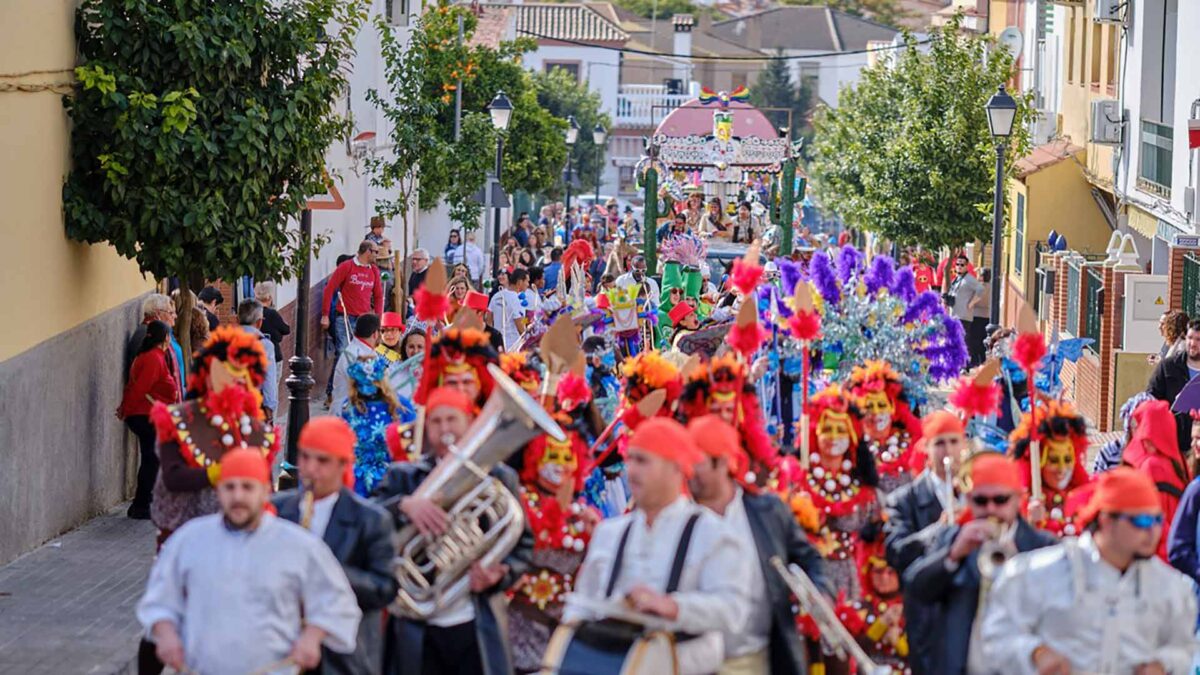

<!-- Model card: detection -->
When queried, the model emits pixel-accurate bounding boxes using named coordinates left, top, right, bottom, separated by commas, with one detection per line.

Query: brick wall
left=1168, top=244, right=1200, bottom=313
left=1075, top=353, right=1103, bottom=426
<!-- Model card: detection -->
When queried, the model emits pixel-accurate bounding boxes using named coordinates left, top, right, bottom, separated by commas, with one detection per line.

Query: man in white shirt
left=981, top=467, right=1197, bottom=675
left=273, top=417, right=398, bottom=675
left=559, top=418, right=750, bottom=675
left=686, top=415, right=830, bottom=675
left=616, top=255, right=660, bottom=310
left=137, top=448, right=361, bottom=675
left=331, top=312, right=386, bottom=414
left=487, top=268, right=528, bottom=351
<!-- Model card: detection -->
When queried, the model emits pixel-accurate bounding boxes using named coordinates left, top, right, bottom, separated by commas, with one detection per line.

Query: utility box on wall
left=1123, top=274, right=1169, bottom=352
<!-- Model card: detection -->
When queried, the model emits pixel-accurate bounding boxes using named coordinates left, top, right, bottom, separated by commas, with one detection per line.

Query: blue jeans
left=325, top=313, right=359, bottom=396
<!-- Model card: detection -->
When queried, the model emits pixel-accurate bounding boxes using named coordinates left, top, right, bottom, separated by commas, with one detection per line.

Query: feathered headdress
left=562, top=239, right=595, bottom=277
left=499, top=352, right=541, bottom=392
left=414, top=327, right=498, bottom=406
left=677, top=353, right=777, bottom=474
left=187, top=326, right=269, bottom=401
left=659, top=233, right=708, bottom=268
left=1008, top=400, right=1089, bottom=491
left=804, top=385, right=863, bottom=463
left=620, top=350, right=682, bottom=406
left=846, top=360, right=922, bottom=441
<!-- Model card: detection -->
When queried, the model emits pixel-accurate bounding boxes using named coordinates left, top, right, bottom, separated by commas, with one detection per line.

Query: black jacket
left=741, top=491, right=831, bottom=675
left=371, top=459, right=532, bottom=675
left=903, top=518, right=1056, bottom=675
left=273, top=487, right=398, bottom=675
left=1148, top=350, right=1194, bottom=458
left=261, top=306, right=291, bottom=363
left=883, top=471, right=945, bottom=675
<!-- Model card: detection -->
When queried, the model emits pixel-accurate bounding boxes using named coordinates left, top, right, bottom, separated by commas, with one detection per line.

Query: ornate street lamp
left=984, top=84, right=1016, bottom=330
left=488, top=92, right=512, bottom=277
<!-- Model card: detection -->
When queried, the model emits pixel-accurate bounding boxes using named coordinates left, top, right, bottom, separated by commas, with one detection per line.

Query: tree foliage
left=531, top=68, right=612, bottom=199
left=777, top=0, right=912, bottom=27
left=750, top=52, right=815, bottom=159
left=369, top=3, right=567, bottom=228
left=611, top=0, right=700, bottom=19
left=808, top=20, right=1033, bottom=249
left=64, top=0, right=365, bottom=357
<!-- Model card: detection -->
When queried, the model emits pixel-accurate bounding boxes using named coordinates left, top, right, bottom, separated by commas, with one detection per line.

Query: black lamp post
left=564, top=115, right=579, bottom=243
left=283, top=208, right=315, bottom=475
left=592, top=123, right=607, bottom=210
left=984, top=84, right=1016, bottom=332
left=488, top=91, right=513, bottom=278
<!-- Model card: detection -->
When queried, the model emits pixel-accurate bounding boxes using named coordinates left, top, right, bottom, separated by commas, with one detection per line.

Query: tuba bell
left=390, top=364, right=565, bottom=619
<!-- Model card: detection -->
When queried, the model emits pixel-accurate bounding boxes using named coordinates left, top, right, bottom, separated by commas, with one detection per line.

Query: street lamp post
left=283, top=208, right=315, bottom=471
left=592, top=123, right=607, bottom=212
left=564, top=115, right=579, bottom=244
left=488, top=92, right=513, bottom=278
left=984, top=84, right=1017, bottom=332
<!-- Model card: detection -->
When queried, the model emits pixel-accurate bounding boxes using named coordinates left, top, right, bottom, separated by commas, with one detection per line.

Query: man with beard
left=616, top=255, right=660, bottom=311
left=274, top=417, right=398, bottom=674
left=687, top=415, right=828, bottom=675
left=981, top=468, right=1196, bottom=674
left=137, top=449, right=361, bottom=674
left=903, top=454, right=1056, bottom=674
left=372, top=387, right=532, bottom=675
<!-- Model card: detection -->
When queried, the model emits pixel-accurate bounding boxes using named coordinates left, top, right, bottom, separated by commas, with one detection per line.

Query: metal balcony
left=614, top=84, right=694, bottom=129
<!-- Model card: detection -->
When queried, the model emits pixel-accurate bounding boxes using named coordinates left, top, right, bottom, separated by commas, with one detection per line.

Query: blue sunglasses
left=1114, top=513, right=1164, bottom=530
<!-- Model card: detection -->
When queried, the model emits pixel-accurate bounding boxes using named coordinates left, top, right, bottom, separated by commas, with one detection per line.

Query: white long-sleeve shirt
left=137, top=513, right=362, bottom=675
left=563, top=496, right=750, bottom=674
left=980, top=532, right=1197, bottom=675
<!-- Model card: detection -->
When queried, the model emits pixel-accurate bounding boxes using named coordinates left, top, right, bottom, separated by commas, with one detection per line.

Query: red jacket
left=1124, top=399, right=1190, bottom=560
left=321, top=258, right=384, bottom=318
left=119, top=348, right=180, bottom=418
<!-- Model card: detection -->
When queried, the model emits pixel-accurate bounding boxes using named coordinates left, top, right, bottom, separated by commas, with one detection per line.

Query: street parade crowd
left=120, top=197, right=1200, bottom=675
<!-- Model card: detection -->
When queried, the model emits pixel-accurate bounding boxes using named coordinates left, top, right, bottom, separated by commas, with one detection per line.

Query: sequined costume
left=847, top=361, right=923, bottom=495
left=342, top=358, right=402, bottom=496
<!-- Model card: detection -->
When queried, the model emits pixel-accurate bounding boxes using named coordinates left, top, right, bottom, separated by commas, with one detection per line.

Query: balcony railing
left=1138, top=119, right=1173, bottom=198
left=615, top=84, right=694, bottom=129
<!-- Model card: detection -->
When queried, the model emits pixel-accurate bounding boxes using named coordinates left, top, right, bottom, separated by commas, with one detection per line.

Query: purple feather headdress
left=809, top=252, right=840, bottom=306
left=836, top=245, right=864, bottom=285
left=900, top=290, right=942, bottom=324
left=890, top=266, right=917, bottom=303
left=863, top=255, right=896, bottom=296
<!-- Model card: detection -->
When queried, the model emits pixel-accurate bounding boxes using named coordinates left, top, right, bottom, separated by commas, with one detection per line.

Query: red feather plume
left=412, top=287, right=450, bottom=322
left=1012, top=332, right=1047, bottom=373
left=726, top=321, right=768, bottom=357
left=948, top=375, right=1002, bottom=418
left=730, top=258, right=764, bottom=295
left=556, top=372, right=592, bottom=412
left=787, top=309, right=822, bottom=342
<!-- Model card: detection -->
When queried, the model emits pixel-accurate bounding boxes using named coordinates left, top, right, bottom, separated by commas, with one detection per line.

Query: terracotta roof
left=469, top=6, right=511, bottom=48
left=485, top=2, right=629, bottom=43
left=1015, top=139, right=1084, bottom=178
left=712, top=6, right=898, bottom=52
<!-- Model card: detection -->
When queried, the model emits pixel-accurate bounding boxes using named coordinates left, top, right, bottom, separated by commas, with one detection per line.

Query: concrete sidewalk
left=0, top=503, right=156, bottom=674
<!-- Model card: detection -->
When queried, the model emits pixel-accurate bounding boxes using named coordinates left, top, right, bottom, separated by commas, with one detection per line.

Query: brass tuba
left=390, top=364, right=565, bottom=619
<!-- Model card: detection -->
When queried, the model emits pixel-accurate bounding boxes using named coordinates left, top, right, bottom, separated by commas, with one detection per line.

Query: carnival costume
left=1006, top=400, right=1089, bottom=537
left=343, top=358, right=406, bottom=496
left=677, top=352, right=777, bottom=483
left=846, top=540, right=910, bottom=674
left=148, top=327, right=279, bottom=534
left=847, top=361, right=923, bottom=495
left=507, top=373, right=599, bottom=673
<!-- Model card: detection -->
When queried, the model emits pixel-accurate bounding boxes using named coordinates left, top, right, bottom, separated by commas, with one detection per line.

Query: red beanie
left=922, top=410, right=965, bottom=439
left=1077, top=467, right=1162, bottom=525
left=299, top=417, right=358, bottom=489
left=628, top=418, right=702, bottom=478
left=426, top=386, right=474, bottom=416
left=968, top=453, right=1023, bottom=492
left=218, top=448, right=270, bottom=485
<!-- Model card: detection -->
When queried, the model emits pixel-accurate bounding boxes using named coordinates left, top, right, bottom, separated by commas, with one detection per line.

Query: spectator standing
left=331, top=313, right=384, bottom=416
left=399, top=329, right=427, bottom=360
left=1148, top=318, right=1200, bottom=455
left=1121, top=399, right=1189, bottom=560
left=188, top=307, right=210, bottom=357
left=197, top=286, right=223, bottom=331
left=542, top=248, right=563, bottom=294
left=255, top=281, right=290, bottom=365
left=945, top=255, right=984, bottom=368
left=512, top=213, right=531, bottom=248
left=238, top=299, right=278, bottom=422
left=521, top=266, right=544, bottom=315
left=128, top=294, right=185, bottom=402
left=730, top=201, right=759, bottom=244
left=365, top=217, right=394, bottom=307
left=321, top=242, right=384, bottom=335
left=1150, top=309, right=1190, bottom=366
left=443, top=229, right=463, bottom=263
left=118, top=320, right=181, bottom=520
left=406, top=248, right=431, bottom=297
left=487, top=269, right=528, bottom=351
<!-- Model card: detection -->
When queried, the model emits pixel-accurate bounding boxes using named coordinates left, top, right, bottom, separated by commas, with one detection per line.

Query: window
left=545, top=62, right=580, bottom=82
left=1014, top=193, right=1026, bottom=276
left=618, top=166, right=636, bottom=194
left=1139, top=120, right=1173, bottom=196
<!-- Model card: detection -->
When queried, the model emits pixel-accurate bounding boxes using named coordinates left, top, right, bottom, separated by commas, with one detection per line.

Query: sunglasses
left=1113, top=512, right=1164, bottom=530
left=970, top=494, right=1013, bottom=507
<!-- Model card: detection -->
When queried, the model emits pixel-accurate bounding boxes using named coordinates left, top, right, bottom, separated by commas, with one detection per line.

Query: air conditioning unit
left=1090, top=99, right=1122, bottom=145
left=1093, top=0, right=1122, bottom=23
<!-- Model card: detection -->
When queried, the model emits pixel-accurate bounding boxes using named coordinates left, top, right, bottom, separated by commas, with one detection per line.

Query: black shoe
left=127, top=504, right=152, bottom=520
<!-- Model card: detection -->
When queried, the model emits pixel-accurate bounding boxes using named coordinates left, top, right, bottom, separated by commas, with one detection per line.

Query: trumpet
left=977, top=516, right=1017, bottom=582
left=770, top=557, right=890, bottom=675
left=300, top=488, right=316, bottom=531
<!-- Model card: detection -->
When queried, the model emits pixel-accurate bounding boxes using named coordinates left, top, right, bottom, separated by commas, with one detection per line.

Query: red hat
left=465, top=290, right=489, bottom=312
left=381, top=312, right=405, bottom=330
left=967, top=453, right=1023, bottom=492
left=922, top=410, right=965, bottom=439
left=669, top=302, right=696, bottom=326
left=218, top=448, right=270, bottom=485
left=595, top=293, right=611, bottom=310
left=627, top=418, right=702, bottom=478
left=426, top=386, right=474, bottom=416
left=299, top=417, right=356, bottom=463
left=687, top=415, right=740, bottom=462
left=1076, top=467, right=1162, bottom=527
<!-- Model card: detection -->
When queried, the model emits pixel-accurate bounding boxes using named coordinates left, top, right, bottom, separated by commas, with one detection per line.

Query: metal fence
left=1184, top=253, right=1200, bottom=318
left=1066, top=259, right=1082, bottom=335
left=1083, top=267, right=1103, bottom=344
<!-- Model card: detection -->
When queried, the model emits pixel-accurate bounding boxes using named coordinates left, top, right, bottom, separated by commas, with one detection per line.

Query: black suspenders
left=604, top=511, right=703, bottom=598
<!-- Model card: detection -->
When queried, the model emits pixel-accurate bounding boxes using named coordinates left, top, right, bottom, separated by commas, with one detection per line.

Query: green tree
left=64, top=0, right=366, bottom=356
left=750, top=52, right=815, bottom=157
left=808, top=19, right=1032, bottom=249
left=777, top=0, right=911, bottom=28
left=531, top=68, right=613, bottom=199
left=611, top=0, right=698, bottom=19
left=369, top=3, right=567, bottom=231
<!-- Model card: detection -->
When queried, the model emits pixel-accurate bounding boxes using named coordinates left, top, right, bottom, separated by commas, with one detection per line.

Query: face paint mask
left=538, top=462, right=564, bottom=487
left=874, top=415, right=892, bottom=433
left=827, top=438, right=850, bottom=456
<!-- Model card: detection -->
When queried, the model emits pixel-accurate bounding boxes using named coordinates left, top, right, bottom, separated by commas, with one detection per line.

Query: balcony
left=615, top=84, right=695, bottom=130
left=1137, top=119, right=1173, bottom=199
